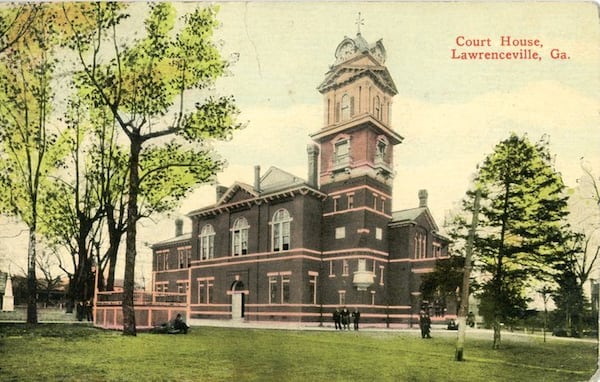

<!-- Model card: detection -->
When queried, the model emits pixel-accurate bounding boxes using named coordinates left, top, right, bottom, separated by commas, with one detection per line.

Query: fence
left=94, top=290, right=188, bottom=330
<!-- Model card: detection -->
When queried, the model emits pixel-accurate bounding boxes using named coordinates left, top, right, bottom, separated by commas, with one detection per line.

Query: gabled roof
left=187, top=166, right=327, bottom=218
left=390, top=206, right=439, bottom=232
left=260, top=167, right=305, bottom=193
left=217, top=182, right=259, bottom=205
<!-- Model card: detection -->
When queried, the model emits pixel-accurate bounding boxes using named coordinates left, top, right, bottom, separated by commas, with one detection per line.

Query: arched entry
left=230, top=280, right=245, bottom=320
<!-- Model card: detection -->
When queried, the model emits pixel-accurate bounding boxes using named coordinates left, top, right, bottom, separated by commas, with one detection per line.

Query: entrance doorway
left=230, top=280, right=245, bottom=320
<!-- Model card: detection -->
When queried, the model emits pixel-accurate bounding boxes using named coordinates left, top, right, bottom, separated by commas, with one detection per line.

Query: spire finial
left=355, top=12, right=364, bottom=34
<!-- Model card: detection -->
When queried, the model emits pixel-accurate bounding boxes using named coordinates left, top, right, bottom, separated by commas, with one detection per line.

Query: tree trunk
left=492, top=318, right=502, bottom=349
left=27, top=227, right=38, bottom=324
left=122, top=138, right=141, bottom=336
left=105, top=219, right=124, bottom=291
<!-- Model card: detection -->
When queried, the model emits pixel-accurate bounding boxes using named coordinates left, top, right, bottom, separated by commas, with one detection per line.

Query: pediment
left=260, top=167, right=305, bottom=193
left=391, top=207, right=439, bottom=232
left=217, top=182, right=258, bottom=205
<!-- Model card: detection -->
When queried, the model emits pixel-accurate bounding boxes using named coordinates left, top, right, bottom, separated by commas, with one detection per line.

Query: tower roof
left=319, top=32, right=396, bottom=94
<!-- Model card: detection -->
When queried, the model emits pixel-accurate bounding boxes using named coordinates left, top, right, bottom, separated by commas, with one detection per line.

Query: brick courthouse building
left=151, top=31, right=451, bottom=326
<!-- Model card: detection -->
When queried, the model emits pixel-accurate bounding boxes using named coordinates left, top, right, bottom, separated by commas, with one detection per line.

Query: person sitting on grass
left=173, top=313, right=189, bottom=334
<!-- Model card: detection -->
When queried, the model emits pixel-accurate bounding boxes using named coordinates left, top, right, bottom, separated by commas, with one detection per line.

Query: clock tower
left=311, top=26, right=403, bottom=304
left=311, top=31, right=402, bottom=188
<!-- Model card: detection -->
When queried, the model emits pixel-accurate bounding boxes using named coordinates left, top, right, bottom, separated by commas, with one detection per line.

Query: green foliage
left=448, top=133, right=571, bottom=345
left=61, top=3, right=242, bottom=334
left=420, top=255, right=464, bottom=301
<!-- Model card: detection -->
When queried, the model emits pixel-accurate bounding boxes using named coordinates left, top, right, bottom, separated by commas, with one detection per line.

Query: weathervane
left=355, top=12, right=364, bottom=34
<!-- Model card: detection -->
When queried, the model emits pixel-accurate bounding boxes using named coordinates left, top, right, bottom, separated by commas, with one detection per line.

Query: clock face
left=337, top=42, right=355, bottom=60
left=372, top=46, right=385, bottom=63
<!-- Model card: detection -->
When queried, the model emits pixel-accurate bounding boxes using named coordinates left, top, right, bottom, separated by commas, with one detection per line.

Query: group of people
left=76, top=300, right=93, bottom=322
left=332, top=307, right=360, bottom=330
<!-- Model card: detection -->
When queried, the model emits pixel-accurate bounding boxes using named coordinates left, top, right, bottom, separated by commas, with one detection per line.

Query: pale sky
left=1, top=2, right=599, bottom=285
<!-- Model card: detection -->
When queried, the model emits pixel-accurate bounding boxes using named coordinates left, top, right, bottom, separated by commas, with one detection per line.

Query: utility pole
left=455, top=189, right=481, bottom=361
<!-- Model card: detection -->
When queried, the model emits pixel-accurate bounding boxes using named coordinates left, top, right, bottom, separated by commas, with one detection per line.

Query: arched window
left=373, top=95, right=381, bottom=120
left=272, top=209, right=292, bottom=251
left=200, top=224, right=215, bottom=260
left=231, top=217, right=249, bottom=256
left=341, top=94, right=351, bottom=121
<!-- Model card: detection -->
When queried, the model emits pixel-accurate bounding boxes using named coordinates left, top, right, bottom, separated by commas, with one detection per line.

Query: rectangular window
left=233, top=229, right=248, bottom=256
left=381, top=197, right=385, bottom=212
left=156, top=250, right=169, bottom=271
left=177, top=247, right=191, bottom=268
left=201, top=235, right=214, bottom=260
left=342, top=259, right=349, bottom=276
left=198, top=282, right=205, bottom=304
left=282, top=275, right=290, bottom=304
left=347, top=194, right=354, bottom=209
left=333, top=197, right=340, bottom=212
left=207, top=279, right=214, bottom=304
left=373, top=193, right=378, bottom=210
left=338, top=290, right=346, bottom=306
left=335, top=227, right=346, bottom=239
left=269, top=276, right=278, bottom=304
left=309, top=274, right=317, bottom=304
left=358, top=258, right=366, bottom=272
left=282, top=221, right=290, bottom=250
left=334, top=140, right=350, bottom=166
left=274, top=223, right=280, bottom=251
left=155, top=282, right=168, bottom=293
left=197, top=278, right=214, bottom=304
left=376, top=227, right=383, bottom=240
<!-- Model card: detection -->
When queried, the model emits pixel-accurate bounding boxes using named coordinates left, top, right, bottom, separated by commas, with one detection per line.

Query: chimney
left=254, top=165, right=261, bottom=193
left=216, top=185, right=228, bottom=202
left=307, top=144, right=320, bottom=188
left=175, top=218, right=184, bottom=237
left=418, top=189, right=428, bottom=208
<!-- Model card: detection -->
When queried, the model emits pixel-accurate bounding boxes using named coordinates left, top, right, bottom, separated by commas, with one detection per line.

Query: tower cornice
left=310, top=113, right=403, bottom=145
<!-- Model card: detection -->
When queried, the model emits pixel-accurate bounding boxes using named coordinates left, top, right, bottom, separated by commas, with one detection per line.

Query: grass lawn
left=0, top=323, right=596, bottom=381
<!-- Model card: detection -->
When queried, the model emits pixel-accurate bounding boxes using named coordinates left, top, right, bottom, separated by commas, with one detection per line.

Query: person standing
left=419, top=310, right=432, bottom=339
left=333, top=307, right=342, bottom=330
left=341, top=307, right=351, bottom=330
left=352, top=307, right=360, bottom=330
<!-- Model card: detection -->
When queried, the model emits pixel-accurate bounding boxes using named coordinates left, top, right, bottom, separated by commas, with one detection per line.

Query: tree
left=550, top=162, right=600, bottom=335
left=0, top=4, right=69, bottom=324
left=449, top=133, right=570, bottom=348
left=420, top=255, right=464, bottom=313
left=63, top=3, right=241, bottom=335
left=36, top=249, right=63, bottom=307
left=0, top=4, right=39, bottom=54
